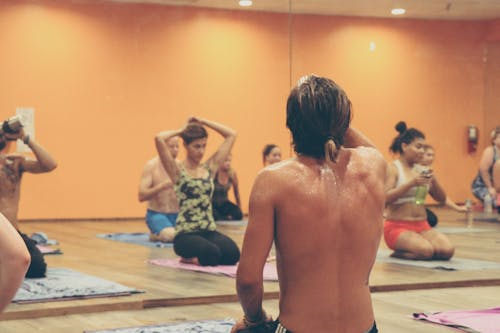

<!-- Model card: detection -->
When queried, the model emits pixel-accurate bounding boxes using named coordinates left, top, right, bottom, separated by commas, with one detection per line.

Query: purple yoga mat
left=148, top=258, right=278, bottom=281
left=414, top=307, right=500, bottom=333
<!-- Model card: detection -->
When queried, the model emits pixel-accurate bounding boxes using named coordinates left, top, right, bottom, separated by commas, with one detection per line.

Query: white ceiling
left=103, top=0, right=500, bottom=20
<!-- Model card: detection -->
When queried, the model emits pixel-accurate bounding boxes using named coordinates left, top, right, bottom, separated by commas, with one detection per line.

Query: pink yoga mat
left=148, top=259, right=278, bottom=281
left=414, top=307, right=500, bottom=333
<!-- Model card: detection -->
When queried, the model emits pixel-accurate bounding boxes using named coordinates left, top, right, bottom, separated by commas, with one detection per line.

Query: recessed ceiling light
left=239, top=0, right=253, bottom=7
left=391, top=8, right=406, bottom=15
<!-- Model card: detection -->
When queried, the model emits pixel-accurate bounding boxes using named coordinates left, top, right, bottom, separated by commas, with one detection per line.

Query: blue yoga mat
left=84, top=319, right=235, bottom=333
left=96, top=233, right=173, bottom=248
left=13, top=268, right=141, bottom=303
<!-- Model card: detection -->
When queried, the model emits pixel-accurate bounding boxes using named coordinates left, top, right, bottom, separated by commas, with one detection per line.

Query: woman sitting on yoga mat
left=212, top=154, right=243, bottom=221
left=155, top=117, right=240, bottom=266
left=385, top=122, right=454, bottom=260
left=471, top=126, right=500, bottom=213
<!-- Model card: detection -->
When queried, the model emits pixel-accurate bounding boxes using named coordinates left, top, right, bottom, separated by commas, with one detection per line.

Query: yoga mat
left=96, top=233, right=173, bottom=248
left=13, top=268, right=141, bottom=304
left=215, top=219, right=248, bottom=226
left=148, top=258, right=278, bottom=281
left=376, top=249, right=500, bottom=271
left=435, top=226, right=496, bottom=234
left=414, top=307, right=500, bottom=333
left=84, top=319, right=235, bottom=333
left=36, top=244, right=63, bottom=255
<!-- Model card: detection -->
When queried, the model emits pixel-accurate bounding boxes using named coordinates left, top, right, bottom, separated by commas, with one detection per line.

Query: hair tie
left=326, top=136, right=336, bottom=144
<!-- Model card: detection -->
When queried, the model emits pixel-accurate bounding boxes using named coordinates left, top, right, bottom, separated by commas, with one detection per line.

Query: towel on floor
left=13, top=268, right=141, bottom=303
left=84, top=319, right=235, bottom=333
left=148, top=258, right=278, bottom=281
left=414, top=307, right=500, bottom=333
left=96, top=233, right=173, bottom=248
left=376, top=249, right=500, bottom=271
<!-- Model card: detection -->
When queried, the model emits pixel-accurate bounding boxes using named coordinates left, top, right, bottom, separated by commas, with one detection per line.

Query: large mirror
left=0, top=0, right=292, bottom=220
left=289, top=0, right=500, bottom=203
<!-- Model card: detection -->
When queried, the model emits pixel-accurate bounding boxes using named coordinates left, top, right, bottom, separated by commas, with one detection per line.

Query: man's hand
left=230, top=311, right=273, bottom=333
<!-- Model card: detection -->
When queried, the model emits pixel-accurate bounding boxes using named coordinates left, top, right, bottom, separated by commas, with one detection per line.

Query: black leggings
left=173, top=230, right=240, bottom=266
left=212, top=200, right=243, bottom=221
left=19, top=232, right=47, bottom=278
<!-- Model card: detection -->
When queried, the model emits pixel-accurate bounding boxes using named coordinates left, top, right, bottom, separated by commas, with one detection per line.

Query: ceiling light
left=239, top=0, right=252, bottom=7
left=391, top=8, right=406, bottom=15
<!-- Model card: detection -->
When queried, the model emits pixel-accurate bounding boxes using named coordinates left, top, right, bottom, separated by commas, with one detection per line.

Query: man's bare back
left=270, top=148, right=385, bottom=332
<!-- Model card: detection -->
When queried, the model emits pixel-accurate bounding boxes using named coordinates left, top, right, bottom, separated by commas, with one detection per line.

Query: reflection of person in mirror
left=262, top=144, right=281, bottom=166
left=0, top=126, right=57, bottom=278
left=155, top=117, right=240, bottom=266
left=212, top=154, right=243, bottom=221
left=471, top=126, right=500, bottom=213
left=232, top=75, right=385, bottom=333
left=138, top=137, right=180, bottom=242
left=419, top=144, right=467, bottom=228
left=385, top=122, right=454, bottom=260
left=0, top=213, right=30, bottom=313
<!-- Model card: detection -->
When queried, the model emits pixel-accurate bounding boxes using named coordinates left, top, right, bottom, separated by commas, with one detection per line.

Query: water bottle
left=484, top=193, right=493, bottom=214
left=0, top=115, right=23, bottom=135
left=415, top=185, right=428, bottom=205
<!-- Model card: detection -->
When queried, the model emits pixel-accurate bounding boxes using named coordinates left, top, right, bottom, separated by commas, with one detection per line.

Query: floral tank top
left=174, top=164, right=216, bottom=234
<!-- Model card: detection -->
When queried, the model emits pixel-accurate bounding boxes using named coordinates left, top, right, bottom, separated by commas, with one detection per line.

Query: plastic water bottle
left=415, top=186, right=428, bottom=205
left=484, top=193, right=493, bottom=214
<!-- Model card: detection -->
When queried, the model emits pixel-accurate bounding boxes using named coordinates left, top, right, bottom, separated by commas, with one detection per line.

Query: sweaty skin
left=139, top=157, right=179, bottom=214
left=235, top=133, right=386, bottom=332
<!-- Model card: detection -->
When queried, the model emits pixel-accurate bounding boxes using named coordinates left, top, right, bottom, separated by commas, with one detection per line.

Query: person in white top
left=384, top=121, right=454, bottom=260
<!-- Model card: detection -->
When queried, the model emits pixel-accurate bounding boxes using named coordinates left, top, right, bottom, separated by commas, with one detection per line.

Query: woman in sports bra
left=212, top=154, right=243, bottom=221
left=384, top=121, right=454, bottom=260
left=471, top=126, right=500, bottom=213
left=155, top=117, right=240, bottom=266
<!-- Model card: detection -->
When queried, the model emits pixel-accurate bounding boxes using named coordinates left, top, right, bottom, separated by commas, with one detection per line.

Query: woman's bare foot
left=180, top=257, right=199, bottom=265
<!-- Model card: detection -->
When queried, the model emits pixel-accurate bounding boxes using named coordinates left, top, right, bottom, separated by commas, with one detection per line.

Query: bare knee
left=434, top=245, right=455, bottom=260
left=413, top=243, right=435, bottom=259
left=158, top=227, right=175, bottom=242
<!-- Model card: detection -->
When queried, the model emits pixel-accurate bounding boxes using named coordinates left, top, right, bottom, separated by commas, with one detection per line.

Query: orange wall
left=290, top=15, right=491, bottom=203
left=0, top=0, right=496, bottom=219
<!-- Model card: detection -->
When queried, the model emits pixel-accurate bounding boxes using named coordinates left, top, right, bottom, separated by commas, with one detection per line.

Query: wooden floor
left=1, top=207, right=500, bottom=332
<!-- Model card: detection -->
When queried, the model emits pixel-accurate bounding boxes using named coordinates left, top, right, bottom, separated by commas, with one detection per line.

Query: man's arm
left=232, top=170, right=275, bottom=332
left=15, top=130, right=57, bottom=173
left=0, top=214, right=30, bottom=313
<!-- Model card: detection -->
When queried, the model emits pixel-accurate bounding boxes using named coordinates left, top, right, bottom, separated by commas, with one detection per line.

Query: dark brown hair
left=286, top=75, right=352, bottom=162
left=180, top=124, right=208, bottom=145
left=389, top=121, right=425, bottom=154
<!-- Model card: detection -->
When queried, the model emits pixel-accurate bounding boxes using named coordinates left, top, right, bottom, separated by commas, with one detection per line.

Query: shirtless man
left=0, top=126, right=57, bottom=278
left=232, top=76, right=386, bottom=333
left=138, top=137, right=180, bottom=242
